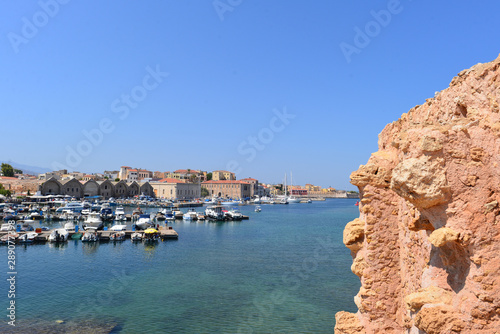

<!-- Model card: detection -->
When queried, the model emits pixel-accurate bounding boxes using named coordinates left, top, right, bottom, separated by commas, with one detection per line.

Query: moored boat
left=19, top=232, right=38, bottom=243
left=83, top=213, right=104, bottom=231
left=48, top=229, right=69, bottom=242
left=131, top=232, right=143, bottom=241
left=81, top=231, right=99, bottom=242
left=110, top=231, right=126, bottom=241
left=135, top=214, right=153, bottom=230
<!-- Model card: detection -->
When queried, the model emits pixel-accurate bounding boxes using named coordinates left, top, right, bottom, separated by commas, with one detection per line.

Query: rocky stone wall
left=335, top=54, right=500, bottom=333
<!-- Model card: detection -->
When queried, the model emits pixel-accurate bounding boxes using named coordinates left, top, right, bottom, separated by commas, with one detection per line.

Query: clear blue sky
left=1, top=0, right=500, bottom=190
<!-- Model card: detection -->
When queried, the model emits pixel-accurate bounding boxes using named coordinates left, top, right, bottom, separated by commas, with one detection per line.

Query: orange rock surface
left=335, top=54, right=500, bottom=333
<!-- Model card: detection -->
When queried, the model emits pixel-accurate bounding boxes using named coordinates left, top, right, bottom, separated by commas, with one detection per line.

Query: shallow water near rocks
left=1, top=199, right=360, bottom=333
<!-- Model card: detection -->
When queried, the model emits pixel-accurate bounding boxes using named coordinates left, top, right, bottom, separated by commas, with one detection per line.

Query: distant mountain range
left=1, top=161, right=51, bottom=176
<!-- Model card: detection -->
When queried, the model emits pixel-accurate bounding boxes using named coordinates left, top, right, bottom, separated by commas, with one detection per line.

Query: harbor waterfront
left=0, top=199, right=360, bottom=333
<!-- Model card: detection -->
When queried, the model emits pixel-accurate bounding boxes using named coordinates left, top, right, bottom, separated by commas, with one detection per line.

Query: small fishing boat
left=48, top=229, right=69, bottom=242
left=183, top=209, right=197, bottom=221
left=205, top=206, right=226, bottom=221
left=19, top=232, right=38, bottom=243
left=71, top=232, right=83, bottom=240
left=81, top=231, right=99, bottom=242
left=110, top=231, right=126, bottom=241
left=0, top=233, right=18, bottom=244
left=143, top=228, right=159, bottom=242
left=155, top=211, right=166, bottom=221
left=255, top=205, right=262, bottom=212
left=131, top=232, right=143, bottom=241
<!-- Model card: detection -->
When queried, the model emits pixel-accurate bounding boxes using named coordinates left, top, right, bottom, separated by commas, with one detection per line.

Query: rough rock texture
left=335, top=54, right=500, bottom=333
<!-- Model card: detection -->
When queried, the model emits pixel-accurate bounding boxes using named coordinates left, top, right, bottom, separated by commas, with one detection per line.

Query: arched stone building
left=127, top=181, right=140, bottom=197
left=113, top=180, right=128, bottom=198
left=83, top=180, right=99, bottom=197
left=40, top=177, right=61, bottom=195
left=61, top=179, right=83, bottom=198
left=140, top=182, right=155, bottom=197
left=98, top=180, right=114, bottom=198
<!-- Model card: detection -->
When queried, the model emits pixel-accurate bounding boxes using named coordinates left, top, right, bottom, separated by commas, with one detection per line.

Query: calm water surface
left=1, top=199, right=360, bottom=333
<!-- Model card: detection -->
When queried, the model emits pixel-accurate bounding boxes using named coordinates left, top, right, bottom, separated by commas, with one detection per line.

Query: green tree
left=14, top=169, right=23, bottom=174
left=1, top=163, right=14, bottom=177
left=115, top=178, right=120, bottom=182
left=201, top=187, right=209, bottom=197
left=0, top=184, right=11, bottom=197
left=206, top=172, right=212, bottom=181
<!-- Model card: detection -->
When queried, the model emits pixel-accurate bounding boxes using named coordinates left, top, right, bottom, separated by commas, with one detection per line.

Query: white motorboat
left=48, top=228, right=69, bottom=242
left=255, top=205, right=262, bottom=212
left=109, top=223, right=127, bottom=231
left=110, top=231, right=126, bottom=241
left=29, top=210, right=44, bottom=220
left=115, top=206, right=126, bottom=221
left=131, top=232, right=143, bottom=241
left=135, top=214, right=153, bottom=230
left=81, top=231, right=99, bottom=242
left=83, top=213, right=104, bottom=230
left=183, top=209, right=197, bottom=221
left=205, top=206, right=225, bottom=220
left=56, top=202, right=84, bottom=213
left=196, top=212, right=206, bottom=220
left=287, top=196, right=300, bottom=203
left=278, top=197, right=289, bottom=205
left=163, top=210, right=174, bottom=221
left=19, top=232, right=38, bottom=243
left=226, top=208, right=243, bottom=220
left=0, top=223, right=12, bottom=231
left=64, top=221, right=76, bottom=232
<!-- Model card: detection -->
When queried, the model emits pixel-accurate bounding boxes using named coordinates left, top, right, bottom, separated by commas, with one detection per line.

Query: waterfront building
left=202, top=180, right=251, bottom=199
left=137, top=169, right=153, bottom=180
left=240, top=178, right=259, bottom=197
left=82, top=179, right=99, bottom=197
left=211, top=170, right=236, bottom=181
left=103, top=170, right=119, bottom=180
left=97, top=179, right=114, bottom=198
left=38, top=169, right=67, bottom=180
left=39, top=177, right=155, bottom=199
left=150, top=178, right=201, bottom=200
left=166, top=169, right=207, bottom=183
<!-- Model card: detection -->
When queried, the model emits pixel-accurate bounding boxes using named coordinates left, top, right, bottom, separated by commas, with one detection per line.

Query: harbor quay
left=0, top=226, right=179, bottom=243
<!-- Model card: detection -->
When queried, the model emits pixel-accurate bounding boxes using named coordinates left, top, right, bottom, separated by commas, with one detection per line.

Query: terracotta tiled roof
left=158, top=178, right=184, bottom=183
left=202, top=180, right=250, bottom=185
left=0, top=176, right=18, bottom=180
left=241, top=178, right=257, bottom=181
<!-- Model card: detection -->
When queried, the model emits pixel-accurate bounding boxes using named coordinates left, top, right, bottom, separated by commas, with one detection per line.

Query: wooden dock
left=0, top=227, right=179, bottom=243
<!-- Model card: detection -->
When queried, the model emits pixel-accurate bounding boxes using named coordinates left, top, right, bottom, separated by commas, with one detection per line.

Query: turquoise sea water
left=1, top=199, right=360, bottom=333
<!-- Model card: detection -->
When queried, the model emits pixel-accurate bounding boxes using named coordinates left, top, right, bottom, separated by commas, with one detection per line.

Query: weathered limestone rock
left=335, top=54, right=500, bottom=333
left=390, top=156, right=450, bottom=209
left=343, top=218, right=364, bottom=252
left=429, top=227, right=460, bottom=247
left=414, top=305, right=465, bottom=334
left=404, top=286, right=453, bottom=312
left=334, top=311, right=365, bottom=334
